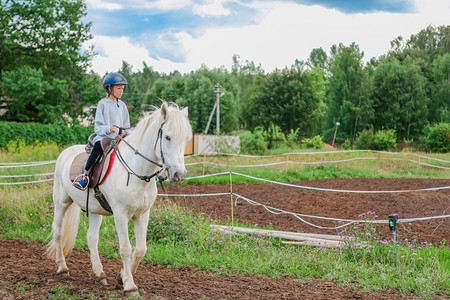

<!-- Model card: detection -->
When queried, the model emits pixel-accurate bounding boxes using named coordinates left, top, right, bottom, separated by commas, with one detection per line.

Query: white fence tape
left=0, top=160, right=57, bottom=169
left=0, top=178, right=54, bottom=185
left=186, top=150, right=450, bottom=164
left=184, top=171, right=450, bottom=193
left=1, top=154, right=448, bottom=229
left=0, top=172, right=54, bottom=178
left=231, top=172, right=450, bottom=193
left=157, top=191, right=450, bottom=230
left=3, top=168, right=449, bottom=193
left=186, top=157, right=450, bottom=170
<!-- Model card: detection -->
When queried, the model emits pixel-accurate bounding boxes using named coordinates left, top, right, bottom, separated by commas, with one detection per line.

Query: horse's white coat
left=46, top=103, right=192, bottom=295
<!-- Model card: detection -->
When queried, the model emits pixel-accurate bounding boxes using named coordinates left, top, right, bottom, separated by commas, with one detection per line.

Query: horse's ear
left=181, top=107, right=188, bottom=118
left=161, top=102, right=168, bottom=120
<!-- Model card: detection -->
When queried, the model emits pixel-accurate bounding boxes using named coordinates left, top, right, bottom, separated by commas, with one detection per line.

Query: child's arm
left=94, top=102, right=111, bottom=137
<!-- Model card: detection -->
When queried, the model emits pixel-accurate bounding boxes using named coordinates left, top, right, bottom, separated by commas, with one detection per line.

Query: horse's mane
left=130, top=101, right=191, bottom=142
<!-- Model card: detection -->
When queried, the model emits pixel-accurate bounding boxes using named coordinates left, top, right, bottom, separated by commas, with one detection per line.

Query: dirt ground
left=1, top=178, right=449, bottom=299
left=166, top=178, right=450, bottom=245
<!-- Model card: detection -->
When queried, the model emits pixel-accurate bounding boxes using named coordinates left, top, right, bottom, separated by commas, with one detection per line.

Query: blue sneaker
left=73, top=176, right=88, bottom=190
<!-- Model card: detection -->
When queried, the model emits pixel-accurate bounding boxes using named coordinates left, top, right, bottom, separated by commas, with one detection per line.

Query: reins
left=112, top=122, right=167, bottom=190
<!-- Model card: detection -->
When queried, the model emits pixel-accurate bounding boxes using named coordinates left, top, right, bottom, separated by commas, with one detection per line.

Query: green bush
left=423, top=123, right=450, bottom=153
left=355, top=129, right=397, bottom=151
left=343, top=139, right=352, bottom=150
left=302, top=135, right=324, bottom=149
left=354, top=129, right=375, bottom=150
left=373, top=129, right=397, bottom=151
left=283, top=128, right=300, bottom=148
left=240, top=127, right=268, bottom=154
left=0, top=121, right=93, bottom=149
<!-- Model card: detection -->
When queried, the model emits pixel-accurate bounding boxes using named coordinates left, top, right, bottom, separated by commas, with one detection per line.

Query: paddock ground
left=1, top=178, right=449, bottom=299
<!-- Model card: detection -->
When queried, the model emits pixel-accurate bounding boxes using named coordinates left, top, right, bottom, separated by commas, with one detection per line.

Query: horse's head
left=157, top=102, right=192, bottom=183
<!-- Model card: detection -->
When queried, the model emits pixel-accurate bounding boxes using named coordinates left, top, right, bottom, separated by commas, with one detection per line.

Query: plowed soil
left=1, top=178, right=449, bottom=299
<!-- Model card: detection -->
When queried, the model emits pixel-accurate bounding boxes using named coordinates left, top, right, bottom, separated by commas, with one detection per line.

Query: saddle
left=70, top=134, right=121, bottom=214
left=70, top=134, right=119, bottom=188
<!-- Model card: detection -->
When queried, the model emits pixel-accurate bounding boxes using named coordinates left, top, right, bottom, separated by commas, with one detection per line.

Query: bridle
left=112, top=122, right=167, bottom=190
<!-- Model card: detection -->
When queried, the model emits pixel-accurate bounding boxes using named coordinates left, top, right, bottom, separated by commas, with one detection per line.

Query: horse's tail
left=45, top=202, right=81, bottom=259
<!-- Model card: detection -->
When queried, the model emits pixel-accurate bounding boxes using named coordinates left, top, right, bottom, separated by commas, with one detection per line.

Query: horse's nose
left=172, top=171, right=186, bottom=183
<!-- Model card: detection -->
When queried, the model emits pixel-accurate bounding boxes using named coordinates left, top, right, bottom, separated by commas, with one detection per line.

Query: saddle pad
left=69, top=151, right=115, bottom=186
left=70, top=152, right=89, bottom=182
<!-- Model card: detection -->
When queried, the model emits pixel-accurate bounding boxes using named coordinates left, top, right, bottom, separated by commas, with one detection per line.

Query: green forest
left=1, top=0, right=449, bottom=151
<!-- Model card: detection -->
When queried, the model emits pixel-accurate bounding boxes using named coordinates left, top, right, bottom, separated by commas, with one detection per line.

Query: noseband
left=112, top=122, right=167, bottom=187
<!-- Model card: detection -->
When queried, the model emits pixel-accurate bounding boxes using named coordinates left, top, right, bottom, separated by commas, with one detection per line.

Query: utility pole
left=204, top=84, right=224, bottom=135
left=215, top=83, right=221, bottom=134
left=332, top=121, right=340, bottom=147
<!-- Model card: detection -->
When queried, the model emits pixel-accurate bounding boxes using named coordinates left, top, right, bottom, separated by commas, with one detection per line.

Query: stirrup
left=73, top=174, right=89, bottom=191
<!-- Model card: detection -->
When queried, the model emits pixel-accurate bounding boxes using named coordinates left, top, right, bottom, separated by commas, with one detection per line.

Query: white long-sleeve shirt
left=93, top=98, right=130, bottom=144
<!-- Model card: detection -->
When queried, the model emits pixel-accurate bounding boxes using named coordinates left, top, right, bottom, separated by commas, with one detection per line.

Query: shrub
left=354, top=129, right=375, bottom=150
left=355, top=129, right=397, bottom=151
left=0, top=121, right=93, bottom=149
left=240, top=127, right=268, bottom=154
left=302, top=135, right=324, bottom=149
left=283, top=128, right=300, bottom=148
left=373, top=129, right=397, bottom=151
left=423, top=123, right=450, bottom=153
left=343, top=139, right=352, bottom=150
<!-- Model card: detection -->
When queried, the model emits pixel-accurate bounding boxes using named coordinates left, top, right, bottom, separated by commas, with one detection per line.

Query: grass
left=182, top=149, right=450, bottom=184
left=0, top=143, right=449, bottom=298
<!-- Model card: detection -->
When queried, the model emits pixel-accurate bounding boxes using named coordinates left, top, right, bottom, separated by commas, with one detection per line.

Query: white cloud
left=85, top=0, right=122, bottom=11
left=176, top=0, right=450, bottom=71
left=85, top=35, right=195, bottom=75
left=192, top=0, right=231, bottom=17
left=117, top=0, right=191, bottom=11
left=87, top=0, right=450, bottom=75
left=85, top=36, right=152, bottom=75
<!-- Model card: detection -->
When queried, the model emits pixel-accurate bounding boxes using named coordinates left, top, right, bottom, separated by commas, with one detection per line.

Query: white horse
left=46, top=102, right=192, bottom=296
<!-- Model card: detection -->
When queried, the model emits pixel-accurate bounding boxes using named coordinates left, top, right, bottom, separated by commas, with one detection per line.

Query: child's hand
left=110, top=125, right=117, bottom=133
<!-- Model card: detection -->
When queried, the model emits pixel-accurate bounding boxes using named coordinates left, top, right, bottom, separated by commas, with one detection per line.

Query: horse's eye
left=165, top=135, right=171, bottom=141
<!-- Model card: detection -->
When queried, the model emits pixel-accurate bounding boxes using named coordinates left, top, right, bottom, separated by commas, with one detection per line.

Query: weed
left=13, top=282, right=34, bottom=294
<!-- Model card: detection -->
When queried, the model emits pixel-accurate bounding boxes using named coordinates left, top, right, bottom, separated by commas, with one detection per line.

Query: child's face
left=111, top=84, right=125, bottom=98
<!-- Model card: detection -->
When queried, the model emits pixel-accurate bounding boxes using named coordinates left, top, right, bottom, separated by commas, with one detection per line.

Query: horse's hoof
left=95, top=272, right=108, bottom=286
left=98, top=278, right=108, bottom=286
left=95, top=276, right=108, bottom=286
left=124, top=287, right=139, bottom=297
left=116, top=272, right=123, bottom=286
left=57, top=270, right=70, bottom=277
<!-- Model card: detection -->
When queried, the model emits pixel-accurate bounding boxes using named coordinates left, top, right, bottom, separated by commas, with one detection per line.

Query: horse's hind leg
left=87, top=214, right=107, bottom=286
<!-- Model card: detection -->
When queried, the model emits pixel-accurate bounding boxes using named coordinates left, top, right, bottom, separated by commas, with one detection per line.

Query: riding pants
left=84, top=141, right=102, bottom=172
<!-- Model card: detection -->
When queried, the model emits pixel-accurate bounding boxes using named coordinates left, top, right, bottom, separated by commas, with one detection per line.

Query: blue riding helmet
left=103, top=73, right=128, bottom=94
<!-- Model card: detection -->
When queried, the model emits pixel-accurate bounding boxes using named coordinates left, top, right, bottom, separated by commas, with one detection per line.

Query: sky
left=83, top=0, right=450, bottom=75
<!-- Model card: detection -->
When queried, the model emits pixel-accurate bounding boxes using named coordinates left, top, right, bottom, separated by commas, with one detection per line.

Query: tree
left=1, top=66, right=46, bottom=122
left=372, top=57, right=429, bottom=140
left=145, top=66, right=239, bottom=134
left=247, top=61, right=326, bottom=139
left=307, top=47, right=328, bottom=70
left=324, top=43, right=373, bottom=141
left=0, top=0, right=94, bottom=123
left=430, top=54, right=450, bottom=123
left=231, top=54, right=264, bottom=129
left=389, top=25, right=450, bottom=93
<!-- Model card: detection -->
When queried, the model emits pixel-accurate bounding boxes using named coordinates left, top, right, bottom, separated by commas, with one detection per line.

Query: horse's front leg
left=51, top=204, right=71, bottom=276
left=87, top=213, right=107, bottom=286
left=131, top=209, right=150, bottom=275
left=114, top=212, right=139, bottom=296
